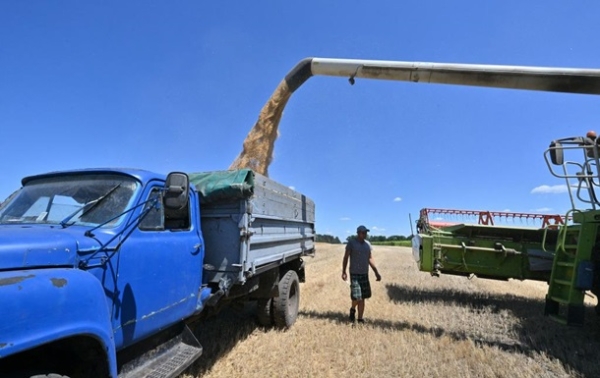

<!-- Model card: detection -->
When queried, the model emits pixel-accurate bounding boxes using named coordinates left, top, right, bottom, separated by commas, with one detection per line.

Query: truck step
left=552, top=279, right=572, bottom=286
left=118, top=324, right=202, bottom=378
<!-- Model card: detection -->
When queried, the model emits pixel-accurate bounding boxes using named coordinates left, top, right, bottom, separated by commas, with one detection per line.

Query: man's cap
left=357, top=225, right=369, bottom=233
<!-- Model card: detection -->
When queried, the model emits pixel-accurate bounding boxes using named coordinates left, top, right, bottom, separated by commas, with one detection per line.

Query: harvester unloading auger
left=230, top=57, right=600, bottom=175
left=230, top=56, right=600, bottom=326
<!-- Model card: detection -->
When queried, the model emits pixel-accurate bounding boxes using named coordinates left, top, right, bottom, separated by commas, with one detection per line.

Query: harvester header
left=418, top=208, right=569, bottom=230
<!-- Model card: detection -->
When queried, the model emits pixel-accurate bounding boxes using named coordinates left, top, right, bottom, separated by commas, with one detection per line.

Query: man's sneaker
left=349, top=308, right=356, bottom=322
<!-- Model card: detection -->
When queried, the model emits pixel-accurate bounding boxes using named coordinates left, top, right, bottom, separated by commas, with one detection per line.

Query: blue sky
left=1, top=1, right=599, bottom=239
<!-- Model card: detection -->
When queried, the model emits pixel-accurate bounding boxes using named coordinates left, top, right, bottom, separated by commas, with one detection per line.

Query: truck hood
left=0, top=226, right=102, bottom=270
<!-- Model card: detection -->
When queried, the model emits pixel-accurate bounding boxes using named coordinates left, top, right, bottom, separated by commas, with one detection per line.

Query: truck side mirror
left=164, top=172, right=189, bottom=210
left=549, top=141, right=564, bottom=165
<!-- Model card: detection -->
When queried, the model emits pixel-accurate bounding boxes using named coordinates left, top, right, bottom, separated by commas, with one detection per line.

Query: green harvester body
left=414, top=135, right=600, bottom=326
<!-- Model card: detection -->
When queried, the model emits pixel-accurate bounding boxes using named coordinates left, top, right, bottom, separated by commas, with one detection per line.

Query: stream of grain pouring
left=228, top=79, right=293, bottom=177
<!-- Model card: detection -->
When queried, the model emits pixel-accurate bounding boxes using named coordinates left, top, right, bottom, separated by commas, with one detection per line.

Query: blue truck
left=0, top=168, right=315, bottom=377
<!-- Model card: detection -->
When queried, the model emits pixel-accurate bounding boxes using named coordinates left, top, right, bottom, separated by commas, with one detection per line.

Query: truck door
left=111, top=183, right=203, bottom=348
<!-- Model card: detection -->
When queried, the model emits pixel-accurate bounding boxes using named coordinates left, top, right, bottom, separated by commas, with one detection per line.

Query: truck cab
left=0, top=169, right=209, bottom=376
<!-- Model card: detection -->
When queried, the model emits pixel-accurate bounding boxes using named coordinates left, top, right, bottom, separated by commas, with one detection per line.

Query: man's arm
left=342, top=247, right=350, bottom=281
left=369, top=253, right=382, bottom=281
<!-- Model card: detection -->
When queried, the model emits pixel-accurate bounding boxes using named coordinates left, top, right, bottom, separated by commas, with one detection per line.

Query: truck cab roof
left=21, top=168, right=167, bottom=187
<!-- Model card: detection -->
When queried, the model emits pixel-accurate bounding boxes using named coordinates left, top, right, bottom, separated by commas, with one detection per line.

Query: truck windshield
left=0, top=174, right=140, bottom=227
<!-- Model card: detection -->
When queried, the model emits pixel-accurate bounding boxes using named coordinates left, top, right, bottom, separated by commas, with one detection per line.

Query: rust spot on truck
left=51, top=278, right=67, bottom=288
left=0, top=274, right=34, bottom=286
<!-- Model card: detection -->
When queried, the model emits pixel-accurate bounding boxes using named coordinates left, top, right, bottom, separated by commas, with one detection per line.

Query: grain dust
left=229, top=80, right=292, bottom=176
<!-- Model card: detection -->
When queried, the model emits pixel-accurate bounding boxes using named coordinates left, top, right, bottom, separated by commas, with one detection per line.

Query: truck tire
left=272, top=270, right=300, bottom=328
left=256, top=298, right=274, bottom=326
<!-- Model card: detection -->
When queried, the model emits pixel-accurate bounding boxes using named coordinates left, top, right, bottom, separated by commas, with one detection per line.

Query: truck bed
left=189, top=169, right=315, bottom=286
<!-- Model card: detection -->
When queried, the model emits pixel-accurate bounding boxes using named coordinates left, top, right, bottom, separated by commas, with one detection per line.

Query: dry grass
left=181, top=243, right=600, bottom=378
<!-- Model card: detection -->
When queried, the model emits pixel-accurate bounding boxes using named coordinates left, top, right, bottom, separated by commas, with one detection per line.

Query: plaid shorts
left=350, top=274, right=371, bottom=300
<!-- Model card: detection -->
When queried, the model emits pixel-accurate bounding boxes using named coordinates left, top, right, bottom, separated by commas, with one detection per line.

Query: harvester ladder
left=544, top=210, right=597, bottom=326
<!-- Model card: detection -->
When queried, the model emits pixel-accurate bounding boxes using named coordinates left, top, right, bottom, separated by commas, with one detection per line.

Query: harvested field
left=182, top=243, right=600, bottom=378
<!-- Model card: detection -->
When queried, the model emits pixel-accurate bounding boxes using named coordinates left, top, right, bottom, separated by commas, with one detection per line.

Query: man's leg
left=357, top=299, right=365, bottom=320
left=349, top=300, right=358, bottom=321
left=349, top=275, right=361, bottom=322
left=357, top=274, right=370, bottom=322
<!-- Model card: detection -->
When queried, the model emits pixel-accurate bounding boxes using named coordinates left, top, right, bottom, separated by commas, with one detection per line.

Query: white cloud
left=501, top=208, right=511, bottom=212
left=288, top=186, right=295, bottom=190
left=533, top=207, right=552, bottom=212
left=393, top=197, right=402, bottom=202
left=371, top=226, right=385, bottom=232
left=434, top=217, right=444, bottom=221
left=340, top=217, right=351, bottom=221
left=531, top=184, right=569, bottom=194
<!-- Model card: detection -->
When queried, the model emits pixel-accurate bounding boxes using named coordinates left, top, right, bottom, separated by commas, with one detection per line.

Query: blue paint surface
left=0, top=268, right=117, bottom=375
left=0, top=168, right=207, bottom=376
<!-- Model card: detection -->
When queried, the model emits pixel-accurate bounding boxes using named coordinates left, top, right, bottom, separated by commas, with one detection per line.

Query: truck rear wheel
left=256, top=298, right=273, bottom=326
left=273, top=270, right=300, bottom=328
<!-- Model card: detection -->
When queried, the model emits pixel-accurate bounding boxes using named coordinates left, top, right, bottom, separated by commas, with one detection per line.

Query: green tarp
left=188, top=169, right=255, bottom=204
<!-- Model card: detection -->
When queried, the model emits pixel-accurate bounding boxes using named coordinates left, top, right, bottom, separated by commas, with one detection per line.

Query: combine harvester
left=413, top=135, right=600, bottom=326
left=231, top=56, right=600, bottom=328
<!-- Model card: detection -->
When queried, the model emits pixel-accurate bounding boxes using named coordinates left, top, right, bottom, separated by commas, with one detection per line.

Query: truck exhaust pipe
left=230, top=57, right=600, bottom=175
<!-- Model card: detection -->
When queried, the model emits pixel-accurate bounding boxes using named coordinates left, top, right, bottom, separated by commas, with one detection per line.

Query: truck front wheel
left=273, top=270, right=300, bottom=328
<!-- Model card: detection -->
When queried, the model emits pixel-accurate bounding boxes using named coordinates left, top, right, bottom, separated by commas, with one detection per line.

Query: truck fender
left=0, top=268, right=117, bottom=377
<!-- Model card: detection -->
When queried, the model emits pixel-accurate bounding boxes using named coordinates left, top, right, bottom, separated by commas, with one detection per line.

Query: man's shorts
left=350, top=273, right=371, bottom=300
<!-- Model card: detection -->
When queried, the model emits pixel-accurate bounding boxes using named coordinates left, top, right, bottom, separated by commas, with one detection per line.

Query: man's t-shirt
left=346, top=238, right=372, bottom=275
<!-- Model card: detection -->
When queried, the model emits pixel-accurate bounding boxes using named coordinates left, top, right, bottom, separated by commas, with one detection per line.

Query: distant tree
left=346, top=234, right=413, bottom=243
left=316, top=234, right=342, bottom=244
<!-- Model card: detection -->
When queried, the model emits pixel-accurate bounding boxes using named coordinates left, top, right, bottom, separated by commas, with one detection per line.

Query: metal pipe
left=284, top=57, right=600, bottom=95
left=434, top=242, right=521, bottom=255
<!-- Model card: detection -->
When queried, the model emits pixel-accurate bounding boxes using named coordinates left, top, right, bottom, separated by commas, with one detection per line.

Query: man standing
left=342, top=225, right=381, bottom=323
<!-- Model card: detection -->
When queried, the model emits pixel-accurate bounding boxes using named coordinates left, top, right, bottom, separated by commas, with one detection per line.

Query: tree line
left=315, top=234, right=413, bottom=244
left=315, top=234, right=342, bottom=244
